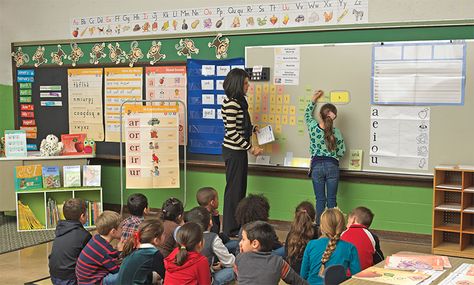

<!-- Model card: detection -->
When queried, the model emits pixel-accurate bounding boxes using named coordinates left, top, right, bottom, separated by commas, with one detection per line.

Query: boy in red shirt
left=341, top=207, right=383, bottom=270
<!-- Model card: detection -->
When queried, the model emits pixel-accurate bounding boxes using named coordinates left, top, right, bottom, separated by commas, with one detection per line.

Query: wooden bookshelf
left=15, top=187, right=102, bottom=232
left=433, top=166, right=474, bottom=257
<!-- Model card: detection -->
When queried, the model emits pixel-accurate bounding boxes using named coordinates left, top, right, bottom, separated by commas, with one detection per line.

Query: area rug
left=0, top=214, right=55, bottom=254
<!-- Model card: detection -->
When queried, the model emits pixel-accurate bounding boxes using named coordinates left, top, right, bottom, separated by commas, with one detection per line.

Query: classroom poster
left=187, top=58, right=245, bottom=155
left=125, top=104, right=180, bottom=189
left=274, top=47, right=300, bottom=85
left=71, top=1, right=369, bottom=39
left=5, top=130, right=27, bottom=157
left=438, top=263, right=474, bottom=285
left=105, top=67, right=143, bottom=142
left=67, top=68, right=104, bottom=141
left=372, top=41, right=466, bottom=105
left=17, top=70, right=37, bottom=142
left=369, top=106, right=430, bottom=170
left=145, top=66, right=187, bottom=145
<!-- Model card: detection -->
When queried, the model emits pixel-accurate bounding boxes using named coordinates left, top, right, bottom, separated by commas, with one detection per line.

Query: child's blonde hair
left=96, top=210, right=122, bottom=235
left=319, top=208, right=345, bottom=276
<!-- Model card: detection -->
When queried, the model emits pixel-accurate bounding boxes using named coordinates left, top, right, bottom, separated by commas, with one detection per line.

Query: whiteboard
left=245, top=41, right=474, bottom=175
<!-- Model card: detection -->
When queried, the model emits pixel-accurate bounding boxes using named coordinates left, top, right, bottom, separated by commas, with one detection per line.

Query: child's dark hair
left=184, top=206, right=210, bottom=231
left=196, top=187, right=217, bottom=207
left=349, top=206, right=374, bottom=228
left=175, top=222, right=203, bottom=266
left=127, top=193, right=148, bottom=216
left=286, top=202, right=316, bottom=266
left=63, top=198, right=86, bottom=221
left=161, top=197, right=184, bottom=223
left=242, top=221, right=275, bottom=252
left=121, top=219, right=164, bottom=259
left=235, top=194, right=270, bottom=226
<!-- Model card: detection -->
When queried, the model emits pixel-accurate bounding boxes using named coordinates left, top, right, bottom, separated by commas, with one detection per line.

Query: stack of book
left=84, top=200, right=101, bottom=227
left=46, top=198, right=64, bottom=228
left=17, top=200, right=44, bottom=230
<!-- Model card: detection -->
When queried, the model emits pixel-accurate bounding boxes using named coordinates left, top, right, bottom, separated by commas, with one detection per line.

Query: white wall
left=1, top=0, right=473, bottom=84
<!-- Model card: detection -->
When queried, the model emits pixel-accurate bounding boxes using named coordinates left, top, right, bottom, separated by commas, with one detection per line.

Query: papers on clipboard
left=256, top=125, right=275, bottom=145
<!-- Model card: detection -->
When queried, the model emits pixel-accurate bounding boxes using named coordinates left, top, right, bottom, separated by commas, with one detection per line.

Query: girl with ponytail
left=305, top=90, right=346, bottom=225
left=116, top=219, right=166, bottom=285
left=164, top=222, right=211, bottom=285
left=285, top=201, right=319, bottom=273
left=157, top=197, right=184, bottom=258
left=300, top=208, right=360, bottom=285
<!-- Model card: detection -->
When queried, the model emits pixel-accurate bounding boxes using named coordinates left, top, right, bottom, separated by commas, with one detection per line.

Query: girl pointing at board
left=305, top=90, right=346, bottom=225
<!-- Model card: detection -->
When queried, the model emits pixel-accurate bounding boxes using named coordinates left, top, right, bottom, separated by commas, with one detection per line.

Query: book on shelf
left=14, top=164, right=43, bottom=191
left=83, top=165, right=101, bottom=187
left=61, top=133, right=86, bottom=155
left=18, top=200, right=44, bottom=230
left=5, top=130, right=27, bottom=157
left=63, top=165, right=81, bottom=187
left=83, top=200, right=101, bottom=227
left=47, top=198, right=64, bottom=228
left=42, top=166, right=61, bottom=188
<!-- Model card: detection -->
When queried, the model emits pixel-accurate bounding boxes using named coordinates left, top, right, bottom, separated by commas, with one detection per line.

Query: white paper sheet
left=257, top=125, right=275, bottom=145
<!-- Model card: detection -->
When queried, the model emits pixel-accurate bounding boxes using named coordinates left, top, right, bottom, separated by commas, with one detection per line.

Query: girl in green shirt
left=305, top=90, right=346, bottom=225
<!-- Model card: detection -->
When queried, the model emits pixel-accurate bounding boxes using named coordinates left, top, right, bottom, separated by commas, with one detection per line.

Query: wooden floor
left=0, top=228, right=432, bottom=285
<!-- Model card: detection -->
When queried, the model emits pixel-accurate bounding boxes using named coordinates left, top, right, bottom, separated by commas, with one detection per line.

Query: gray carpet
left=0, top=214, right=55, bottom=254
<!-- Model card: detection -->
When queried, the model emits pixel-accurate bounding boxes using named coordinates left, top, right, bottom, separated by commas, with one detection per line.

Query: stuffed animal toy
left=83, top=138, right=96, bottom=155
left=40, top=134, right=63, bottom=156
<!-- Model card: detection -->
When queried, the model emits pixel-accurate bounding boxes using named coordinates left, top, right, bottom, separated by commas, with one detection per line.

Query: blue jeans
left=102, top=272, right=119, bottom=285
left=225, top=240, right=239, bottom=255
left=311, top=160, right=340, bottom=225
left=51, top=277, right=77, bottom=285
left=213, top=267, right=235, bottom=285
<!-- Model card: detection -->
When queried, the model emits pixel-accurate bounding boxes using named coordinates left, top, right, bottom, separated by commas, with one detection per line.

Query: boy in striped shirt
left=76, top=211, right=123, bottom=285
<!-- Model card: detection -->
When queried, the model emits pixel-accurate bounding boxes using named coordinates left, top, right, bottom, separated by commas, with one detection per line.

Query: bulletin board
left=245, top=41, right=474, bottom=174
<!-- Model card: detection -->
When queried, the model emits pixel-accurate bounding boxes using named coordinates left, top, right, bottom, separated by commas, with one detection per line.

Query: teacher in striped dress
left=221, top=68, right=263, bottom=237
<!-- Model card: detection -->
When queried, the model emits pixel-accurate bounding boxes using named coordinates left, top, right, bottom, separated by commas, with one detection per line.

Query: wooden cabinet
left=432, top=166, right=474, bottom=258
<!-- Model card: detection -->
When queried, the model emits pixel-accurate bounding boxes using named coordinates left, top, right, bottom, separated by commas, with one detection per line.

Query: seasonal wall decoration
left=51, top=45, right=66, bottom=66
left=208, top=33, right=230, bottom=59
left=147, top=41, right=166, bottom=65
left=175, top=38, right=199, bottom=58
left=108, top=42, right=127, bottom=64
left=68, top=43, right=84, bottom=67
left=33, top=46, right=47, bottom=67
left=12, top=47, right=30, bottom=68
left=127, top=41, right=143, bottom=67
left=89, top=43, right=106, bottom=64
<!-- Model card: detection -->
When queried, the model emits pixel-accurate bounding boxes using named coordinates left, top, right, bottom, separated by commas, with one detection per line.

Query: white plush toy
left=40, top=134, right=64, bottom=156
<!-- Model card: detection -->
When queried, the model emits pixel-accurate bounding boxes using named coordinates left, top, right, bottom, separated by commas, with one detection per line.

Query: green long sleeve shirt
left=305, top=102, right=346, bottom=159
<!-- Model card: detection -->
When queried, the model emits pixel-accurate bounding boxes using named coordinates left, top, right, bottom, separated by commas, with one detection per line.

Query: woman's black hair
left=223, top=68, right=250, bottom=100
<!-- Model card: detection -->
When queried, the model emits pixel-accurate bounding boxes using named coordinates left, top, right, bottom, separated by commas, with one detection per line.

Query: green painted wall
left=102, top=165, right=432, bottom=235
left=0, top=84, right=14, bottom=135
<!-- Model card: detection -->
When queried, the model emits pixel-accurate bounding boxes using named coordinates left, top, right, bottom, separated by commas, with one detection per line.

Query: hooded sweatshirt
left=164, top=247, right=211, bottom=285
left=48, top=220, right=92, bottom=280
